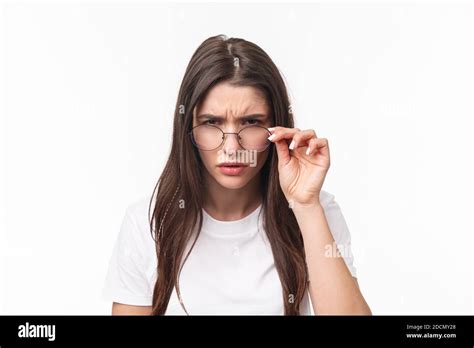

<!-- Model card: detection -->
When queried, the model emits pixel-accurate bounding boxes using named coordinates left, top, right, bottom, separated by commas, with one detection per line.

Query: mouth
left=217, top=162, right=249, bottom=176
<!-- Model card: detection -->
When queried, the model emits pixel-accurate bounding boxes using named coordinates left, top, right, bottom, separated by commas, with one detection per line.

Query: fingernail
left=268, top=127, right=275, bottom=132
left=306, top=147, right=311, bottom=155
left=268, top=134, right=276, bottom=141
left=289, top=140, right=295, bottom=150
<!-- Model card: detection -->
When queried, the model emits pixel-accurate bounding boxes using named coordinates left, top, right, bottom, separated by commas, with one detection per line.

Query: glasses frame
left=188, top=124, right=273, bottom=152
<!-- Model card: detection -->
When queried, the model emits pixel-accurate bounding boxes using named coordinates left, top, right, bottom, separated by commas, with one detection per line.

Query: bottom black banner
left=0, top=315, right=472, bottom=346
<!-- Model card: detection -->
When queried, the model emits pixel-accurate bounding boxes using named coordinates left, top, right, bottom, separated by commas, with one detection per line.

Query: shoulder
left=125, top=195, right=153, bottom=230
left=319, top=190, right=349, bottom=217
left=318, top=189, right=357, bottom=277
left=119, top=196, right=156, bottom=258
left=317, top=189, right=348, bottom=232
left=319, top=189, right=336, bottom=207
left=102, top=196, right=157, bottom=306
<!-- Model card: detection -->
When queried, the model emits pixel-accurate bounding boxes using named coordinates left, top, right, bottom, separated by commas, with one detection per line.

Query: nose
left=222, top=130, right=242, bottom=153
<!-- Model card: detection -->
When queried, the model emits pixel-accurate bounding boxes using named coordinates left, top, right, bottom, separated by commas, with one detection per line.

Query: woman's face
left=192, top=81, right=272, bottom=190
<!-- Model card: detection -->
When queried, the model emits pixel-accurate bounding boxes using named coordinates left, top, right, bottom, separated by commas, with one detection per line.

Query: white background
left=0, top=0, right=472, bottom=315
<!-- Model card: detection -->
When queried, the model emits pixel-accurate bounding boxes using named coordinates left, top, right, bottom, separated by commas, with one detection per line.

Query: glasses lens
left=239, top=126, right=271, bottom=152
left=191, top=125, right=223, bottom=150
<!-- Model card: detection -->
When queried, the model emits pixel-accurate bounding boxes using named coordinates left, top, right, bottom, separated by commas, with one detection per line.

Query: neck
left=202, top=172, right=262, bottom=221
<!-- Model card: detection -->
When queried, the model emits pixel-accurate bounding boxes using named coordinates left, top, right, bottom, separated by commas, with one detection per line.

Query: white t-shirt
left=101, top=189, right=357, bottom=315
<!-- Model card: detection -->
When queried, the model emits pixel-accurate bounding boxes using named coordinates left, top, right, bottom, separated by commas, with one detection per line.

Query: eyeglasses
left=189, top=124, right=272, bottom=152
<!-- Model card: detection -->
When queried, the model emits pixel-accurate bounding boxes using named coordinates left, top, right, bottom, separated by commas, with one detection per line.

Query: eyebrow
left=196, top=113, right=268, bottom=121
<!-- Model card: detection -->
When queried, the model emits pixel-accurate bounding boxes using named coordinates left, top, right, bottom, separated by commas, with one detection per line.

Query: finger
left=267, top=127, right=301, bottom=146
left=268, top=126, right=296, bottom=133
left=306, top=137, right=329, bottom=157
left=273, top=138, right=291, bottom=168
left=268, top=126, right=317, bottom=138
left=306, top=138, right=319, bottom=155
left=268, top=127, right=299, bottom=167
left=289, top=129, right=317, bottom=150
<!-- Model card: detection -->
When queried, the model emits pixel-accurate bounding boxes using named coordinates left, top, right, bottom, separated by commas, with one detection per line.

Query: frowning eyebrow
left=196, top=113, right=268, bottom=121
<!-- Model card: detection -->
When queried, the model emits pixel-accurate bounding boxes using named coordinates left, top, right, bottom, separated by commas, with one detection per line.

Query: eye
left=244, top=119, right=260, bottom=125
left=204, top=119, right=219, bottom=125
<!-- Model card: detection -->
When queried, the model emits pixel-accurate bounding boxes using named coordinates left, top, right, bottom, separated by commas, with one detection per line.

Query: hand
left=268, top=127, right=330, bottom=207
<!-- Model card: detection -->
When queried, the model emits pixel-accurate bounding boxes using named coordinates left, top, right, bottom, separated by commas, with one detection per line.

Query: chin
left=214, top=174, right=253, bottom=190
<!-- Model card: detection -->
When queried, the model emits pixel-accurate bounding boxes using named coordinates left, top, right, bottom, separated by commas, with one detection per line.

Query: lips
left=218, top=162, right=248, bottom=167
left=218, top=162, right=248, bottom=175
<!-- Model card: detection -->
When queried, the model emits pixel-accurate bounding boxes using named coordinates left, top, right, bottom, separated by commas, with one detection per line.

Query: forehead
left=195, top=81, right=269, bottom=117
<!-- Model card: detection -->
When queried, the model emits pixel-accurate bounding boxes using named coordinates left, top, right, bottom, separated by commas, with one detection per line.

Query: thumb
left=273, top=139, right=291, bottom=169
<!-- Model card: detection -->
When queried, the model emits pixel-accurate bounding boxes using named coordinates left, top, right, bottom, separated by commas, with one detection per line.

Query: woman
left=102, top=34, right=371, bottom=315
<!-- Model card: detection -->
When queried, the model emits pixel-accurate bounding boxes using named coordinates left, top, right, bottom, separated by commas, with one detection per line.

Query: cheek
left=199, top=150, right=216, bottom=169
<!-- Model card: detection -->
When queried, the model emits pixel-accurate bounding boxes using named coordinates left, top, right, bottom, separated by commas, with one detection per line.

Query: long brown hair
left=149, top=34, right=308, bottom=315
